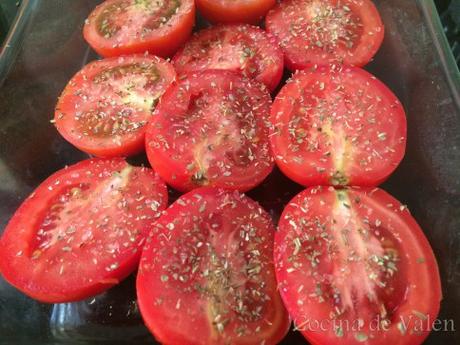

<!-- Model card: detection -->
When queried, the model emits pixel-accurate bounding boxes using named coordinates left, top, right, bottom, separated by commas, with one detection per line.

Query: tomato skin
left=55, top=55, right=176, bottom=158
left=275, top=186, right=442, bottom=345
left=145, top=70, right=274, bottom=192
left=172, top=24, right=284, bottom=92
left=196, top=0, right=276, bottom=25
left=270, top=66, right=407, bottom=187
left=0, top=159, right=168, bottom=303
left=137, top=187, right=290, bottom=345
left=266, top=0, right=384, bottom=70
left=83, top=0, right=195, bottom=58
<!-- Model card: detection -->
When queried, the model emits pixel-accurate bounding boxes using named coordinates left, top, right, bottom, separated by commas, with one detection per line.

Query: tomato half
left=83, top=0, right=195, bottom=58
left=55, top=55, right=176, bottom=158
left=172, top=24, right=284, bottom=92
left=265, top=0, right=384, bottom=70
left=137, top=187, right=290, bottom=345
left=196, top=0, right=276, bottom=25
left=0, top=159, right=168, bottom=303
left=145, top=70, right=274, bottom=192
left=270, top=66, right=406, bottom=187
left=275, top=186, right=441, bottom=345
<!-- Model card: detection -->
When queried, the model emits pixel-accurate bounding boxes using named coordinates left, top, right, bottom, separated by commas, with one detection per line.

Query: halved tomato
left=55, top=55, right=176, bottom=158
left=266, top=0, right=384, bottom=70
left=275, top=186, right=442, bottom=345
left=137, top=187, right=290, bottom=345
left=0, top=158, right=168, bottom=303
left=172, top=24, right=284, bottom=92
left=145, top=70, right=274, bottom=192
left=196, top=0, right=276, bottom=25
left=270, top=66, right=406, bottom=187
left=83, top=0, right=195, bottom=58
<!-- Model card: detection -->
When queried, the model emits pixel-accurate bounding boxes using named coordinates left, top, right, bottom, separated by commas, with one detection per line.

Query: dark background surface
left=435, top=0, right=460, bottom=65
left=0, top=1, right=459, bottom=344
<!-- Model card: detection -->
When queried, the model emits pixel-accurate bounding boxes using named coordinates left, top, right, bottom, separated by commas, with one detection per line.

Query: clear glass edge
left=0, top=0, right=37, bottom=87
left=417, top=0, right=460, bottom=110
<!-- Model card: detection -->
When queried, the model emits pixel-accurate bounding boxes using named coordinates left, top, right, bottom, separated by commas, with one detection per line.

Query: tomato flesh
left=0, top=159, right=168, bottom=303
left=83, top=0, right=195, bottom=57
left=270, top=66, right=406, bottom=187
left=137, top=187, right=290, bottom=345
left=145, top=70, right=274, bottom=192
left=173, top=24, right=284, bottom=92
left=55, top=55, right=176, bottom=158
left=196, top=0, right=276, bottom=25
left=266, top=0, right=384, bottom=70
left=275, top=186, right=441, bottom=345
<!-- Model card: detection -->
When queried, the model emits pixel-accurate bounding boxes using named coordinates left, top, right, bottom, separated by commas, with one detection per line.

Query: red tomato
left=275, top=186, right=442, bottom=345
left=55, top=55, right=176, bottom=158
left=270, top=66, right=406, bottom=187
left=0, top=159, right=168, bottom=303
left=137, top=187, right=290, bottom=345
left=145, top=70, right=274, bottom=192
left=196, top=0, right=276, bottom=25
left=172, top=24, right=284, bottom=92
left=266, top=0, right=384, bottom=70
left=83, top=0, right=195, bottom=58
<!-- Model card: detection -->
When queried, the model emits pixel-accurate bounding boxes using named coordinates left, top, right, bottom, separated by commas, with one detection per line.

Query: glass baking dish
left=0, top=0, right=459, bottom=344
